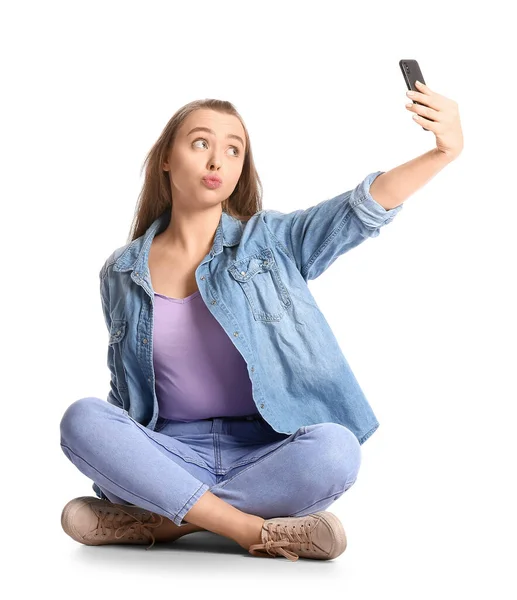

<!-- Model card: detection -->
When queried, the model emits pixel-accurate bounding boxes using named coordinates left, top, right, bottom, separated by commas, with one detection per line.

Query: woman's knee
left=60, top=396, right=106, bottom=443
left=304, top=422, right=362, bottom=488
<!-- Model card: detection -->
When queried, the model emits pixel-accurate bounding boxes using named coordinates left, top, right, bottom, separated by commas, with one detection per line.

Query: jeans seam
left=60, top=443, right=185, bottom=522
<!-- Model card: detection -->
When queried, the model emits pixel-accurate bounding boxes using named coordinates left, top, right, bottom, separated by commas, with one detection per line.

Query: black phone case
left=399, top=59, right=429, bottom=131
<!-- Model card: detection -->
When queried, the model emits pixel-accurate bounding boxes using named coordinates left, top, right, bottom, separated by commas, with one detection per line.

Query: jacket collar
left=113, top=207, right=246, bottom=273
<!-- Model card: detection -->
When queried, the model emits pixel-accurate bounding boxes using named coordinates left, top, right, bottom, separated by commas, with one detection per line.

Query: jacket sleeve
left=262, top=170, right=403, bottom=281
left=99, top=263, right=125, bottom=409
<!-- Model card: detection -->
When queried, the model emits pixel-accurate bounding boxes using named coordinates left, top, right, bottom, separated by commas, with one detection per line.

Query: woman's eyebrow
left=187, top=126, right=244, bottom=148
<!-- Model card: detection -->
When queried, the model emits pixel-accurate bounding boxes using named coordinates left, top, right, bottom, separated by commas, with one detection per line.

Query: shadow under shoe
left=248, top=511, right=347, bottom=562
left=61, top=496, right=170, bottom=550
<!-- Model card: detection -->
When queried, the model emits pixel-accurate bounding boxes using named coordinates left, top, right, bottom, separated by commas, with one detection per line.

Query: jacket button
left=260, top=403, right=264, bottom=408
left=251, top=366, right=254, bottom=372
left=200, top=276, right=205, bottom=280
left=241, top=271, right=246, bottom=275
left=143, top=339, right=148, bottom=344
left=211, top=300, right=216, bottom=304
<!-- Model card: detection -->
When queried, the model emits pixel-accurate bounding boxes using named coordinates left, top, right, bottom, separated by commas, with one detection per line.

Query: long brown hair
left=127, top=99, right=263, bottom=243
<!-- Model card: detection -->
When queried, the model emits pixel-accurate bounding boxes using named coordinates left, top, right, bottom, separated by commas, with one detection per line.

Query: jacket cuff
left=349, top=170, right=403, bottom=229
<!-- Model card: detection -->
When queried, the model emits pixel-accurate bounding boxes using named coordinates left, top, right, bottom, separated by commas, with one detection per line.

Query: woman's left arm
left=369, top=80, right=464, bottom=210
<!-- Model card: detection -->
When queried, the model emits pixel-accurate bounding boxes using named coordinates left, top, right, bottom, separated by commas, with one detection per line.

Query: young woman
left=59, top=86, right=462, bottom=562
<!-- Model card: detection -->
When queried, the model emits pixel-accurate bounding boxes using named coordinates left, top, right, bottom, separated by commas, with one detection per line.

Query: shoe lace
left=93, top=506, right=165, bottom=550
left=248, top=521, right=315, bottom=562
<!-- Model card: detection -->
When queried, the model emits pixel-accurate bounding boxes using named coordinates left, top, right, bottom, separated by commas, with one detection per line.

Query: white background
left=2, top=0, right=516, bottom=597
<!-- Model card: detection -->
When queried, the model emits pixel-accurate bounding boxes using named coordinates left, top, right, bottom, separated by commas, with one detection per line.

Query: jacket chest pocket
left=108, top=319, right=129, bottom=393
left=228, top=248, right=292, bottom=322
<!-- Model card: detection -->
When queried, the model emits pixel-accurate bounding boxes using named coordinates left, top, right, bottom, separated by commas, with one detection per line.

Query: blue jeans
left=60, top=397, right=362, bottom=527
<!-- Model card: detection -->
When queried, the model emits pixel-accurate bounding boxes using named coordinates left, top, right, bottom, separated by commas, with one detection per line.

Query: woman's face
left=163, top=109, right=246, bottom=211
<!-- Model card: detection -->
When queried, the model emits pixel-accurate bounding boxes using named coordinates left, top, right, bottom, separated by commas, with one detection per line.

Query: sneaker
left=61, top=496, right=167, bottom=550
left=248, top=511, right=347, bottom=561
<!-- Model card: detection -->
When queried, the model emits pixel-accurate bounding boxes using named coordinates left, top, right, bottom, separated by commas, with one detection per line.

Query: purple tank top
left=152, top=290, right=259, bottom=421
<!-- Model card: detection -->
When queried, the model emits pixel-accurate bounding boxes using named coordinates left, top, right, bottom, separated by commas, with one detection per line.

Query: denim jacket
left=97, top=170, right=403, bottom=450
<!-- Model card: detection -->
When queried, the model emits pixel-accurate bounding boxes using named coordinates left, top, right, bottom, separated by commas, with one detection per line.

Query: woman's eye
left=193, top=138, right=239, bottom=156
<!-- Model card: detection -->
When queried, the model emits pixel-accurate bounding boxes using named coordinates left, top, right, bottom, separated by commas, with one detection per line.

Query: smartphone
left=399, top=59, right=429, bottom=131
